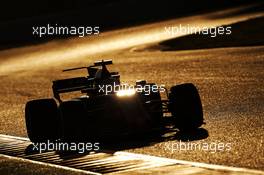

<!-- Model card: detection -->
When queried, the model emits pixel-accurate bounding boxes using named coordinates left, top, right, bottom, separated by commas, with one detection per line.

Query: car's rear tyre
left=25, top=98, right=60, bottom=143
left=169, top=83, right=203, bottom=131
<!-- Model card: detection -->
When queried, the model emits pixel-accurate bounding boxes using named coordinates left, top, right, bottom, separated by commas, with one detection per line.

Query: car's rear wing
left=52, top=60, right=120, bottom=102
left=52, top=77, right=92, bottom=102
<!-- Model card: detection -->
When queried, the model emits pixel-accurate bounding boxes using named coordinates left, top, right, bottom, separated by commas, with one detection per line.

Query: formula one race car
left=25, top=60, right=204, bottom=143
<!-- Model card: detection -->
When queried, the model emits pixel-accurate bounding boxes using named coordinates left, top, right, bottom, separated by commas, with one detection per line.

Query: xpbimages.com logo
left=164, top=24, right=232, bottom=38
left=164, top=141, right=232, bottom=153
left=98, top=82, right=166, bottom=95
left=31, top=140, right=100, bottom=153
left=32, top=24, right=100, bottom=37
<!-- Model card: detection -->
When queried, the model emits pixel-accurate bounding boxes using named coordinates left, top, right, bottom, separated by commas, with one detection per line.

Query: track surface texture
left=0, top=3, right=264, bottom=172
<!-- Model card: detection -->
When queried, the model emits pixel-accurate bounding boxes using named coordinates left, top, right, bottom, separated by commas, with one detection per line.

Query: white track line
left=0, top=154, right=99, bottom=175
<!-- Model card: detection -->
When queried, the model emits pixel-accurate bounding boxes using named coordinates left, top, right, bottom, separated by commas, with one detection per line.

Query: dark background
left=0, top=0, right=261, bottom=49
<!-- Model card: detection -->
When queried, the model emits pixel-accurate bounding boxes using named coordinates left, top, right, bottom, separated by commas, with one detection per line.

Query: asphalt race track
left=0, top=3, right=264, bottom=171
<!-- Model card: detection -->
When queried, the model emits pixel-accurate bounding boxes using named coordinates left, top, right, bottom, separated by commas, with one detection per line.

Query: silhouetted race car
left=25, top=60, right=204, bottom=143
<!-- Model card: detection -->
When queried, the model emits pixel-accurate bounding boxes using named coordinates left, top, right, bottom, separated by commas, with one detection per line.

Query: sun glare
left=116, top=89, right=136, bottom=97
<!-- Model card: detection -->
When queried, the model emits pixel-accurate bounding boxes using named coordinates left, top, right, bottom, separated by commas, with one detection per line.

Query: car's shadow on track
left=173, top=128, right=209, bottom=141
left=101, top=127, right=209, bottom=151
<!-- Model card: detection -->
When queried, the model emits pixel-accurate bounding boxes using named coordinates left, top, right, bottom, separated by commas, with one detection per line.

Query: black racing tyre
left=169, top=83, right=204, bottom=131
left=59, top=99, right=88, bottom=142
left=25, top=98, right=60, bottom=143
